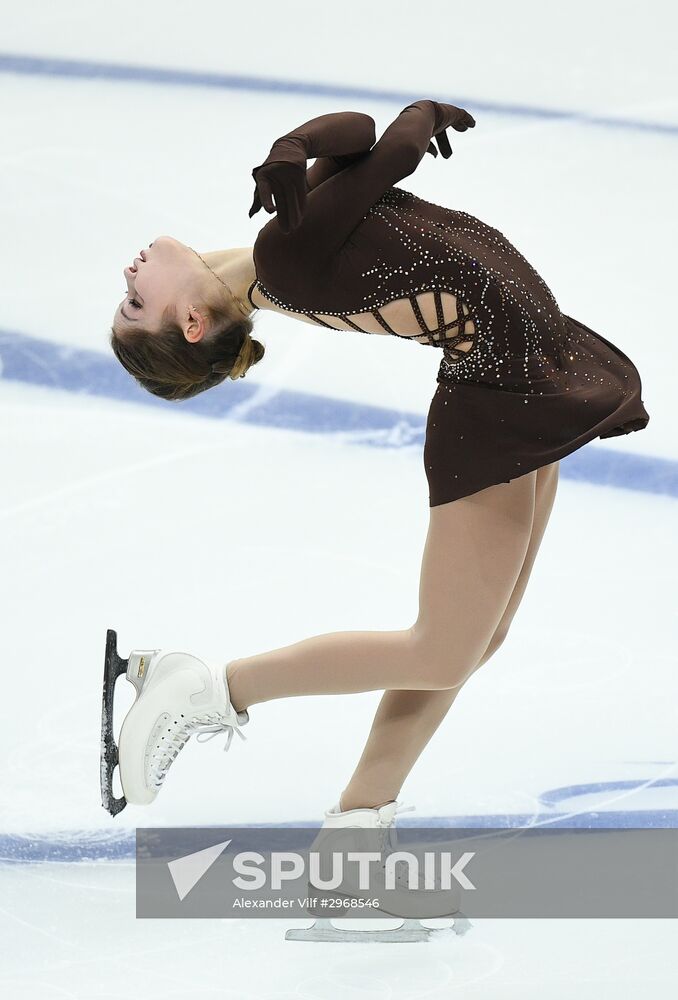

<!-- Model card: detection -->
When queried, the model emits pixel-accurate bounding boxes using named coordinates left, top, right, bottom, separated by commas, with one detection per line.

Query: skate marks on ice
left=281, top=934, right=506, bottom=998
left=2, top=856, right=677, bottom=1000
left=0, top=859, right=509, bottom=1000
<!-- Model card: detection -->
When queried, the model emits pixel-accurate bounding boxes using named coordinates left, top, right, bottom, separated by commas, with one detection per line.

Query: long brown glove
left=423, top=101, right=476, bottom=159
left=248, top=148, right=372, bottom=232
left=248, top=102, right=475, bottom=233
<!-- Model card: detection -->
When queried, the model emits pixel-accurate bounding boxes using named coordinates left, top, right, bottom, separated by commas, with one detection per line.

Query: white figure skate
left=285, top=800, right=472, bottom=943
left=100, top=629, right=248, bottom=814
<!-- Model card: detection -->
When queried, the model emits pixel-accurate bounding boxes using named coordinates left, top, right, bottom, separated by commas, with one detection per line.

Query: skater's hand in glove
left=248, top=146, right=375, bottom=233
left=422, top=101, right=476, bottom=159
left=248, top=157, right=309, bottom=234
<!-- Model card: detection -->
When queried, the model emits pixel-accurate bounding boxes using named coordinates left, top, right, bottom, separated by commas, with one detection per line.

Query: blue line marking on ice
left=1, top=51, right=677, bottom=136
left=539, top=777, right=678, bottom=807
left=1, top=327, right=673, bottom=497
left=2, top=806, right=677, bottom=863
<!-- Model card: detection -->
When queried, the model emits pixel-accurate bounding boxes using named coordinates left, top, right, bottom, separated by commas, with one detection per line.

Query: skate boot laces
left=152, top=711, right=247, bottom=790
left=379, top=801, right=416, bottom=826
left=378, top=802, right=417, bottom=883
left=377, top=801, right=416, bottom=839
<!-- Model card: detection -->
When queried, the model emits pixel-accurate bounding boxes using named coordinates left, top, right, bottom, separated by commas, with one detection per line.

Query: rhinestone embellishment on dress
left=255, top=185, right=631, bottom=402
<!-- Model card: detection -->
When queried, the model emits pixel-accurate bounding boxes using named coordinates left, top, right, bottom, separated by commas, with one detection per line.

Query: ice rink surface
left=1, top=1, right=677, bottom=995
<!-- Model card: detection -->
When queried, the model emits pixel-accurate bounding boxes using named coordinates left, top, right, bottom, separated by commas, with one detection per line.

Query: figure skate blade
left=100, top=628, right=129, bottom=816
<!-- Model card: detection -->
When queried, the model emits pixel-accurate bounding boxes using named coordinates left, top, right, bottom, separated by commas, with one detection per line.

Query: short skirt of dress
left=423, top=313, right=650, bottom=506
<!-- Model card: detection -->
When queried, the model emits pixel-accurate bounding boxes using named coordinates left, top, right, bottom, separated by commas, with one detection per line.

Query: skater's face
left=114, top=235, right=214, bottom=340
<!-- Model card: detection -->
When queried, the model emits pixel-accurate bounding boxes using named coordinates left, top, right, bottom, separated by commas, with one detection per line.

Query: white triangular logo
left=167, top=839, right=232, bottom=901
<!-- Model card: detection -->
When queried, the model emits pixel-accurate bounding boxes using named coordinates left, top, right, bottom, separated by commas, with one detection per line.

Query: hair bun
left=227, top=334, right=250, bottom=379
left=208, top=334, right=265, bottom=382
left=230, top=333, right=266, bottom=380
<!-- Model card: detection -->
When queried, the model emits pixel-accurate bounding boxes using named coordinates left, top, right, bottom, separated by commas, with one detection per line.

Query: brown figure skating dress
left=246, top=100, right=650, bottom=505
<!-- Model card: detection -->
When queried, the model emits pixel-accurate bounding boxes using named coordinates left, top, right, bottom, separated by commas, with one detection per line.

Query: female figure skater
left=105, top=100, right=649, bottom=871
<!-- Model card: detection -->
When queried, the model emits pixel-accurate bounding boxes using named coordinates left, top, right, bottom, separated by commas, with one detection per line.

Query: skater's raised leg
left=225, top=469, right=537, bottom=709
left=337, top=461, right=560, bottom=810
left=109, top=464, right=557, bottom=811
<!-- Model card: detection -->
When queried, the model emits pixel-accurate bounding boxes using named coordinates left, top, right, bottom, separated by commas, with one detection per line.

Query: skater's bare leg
left=468, top=460, right=559, bottom=674
left=339, top=461, right=560, bottom=810
left=226, top=470, right=537, bottom=710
